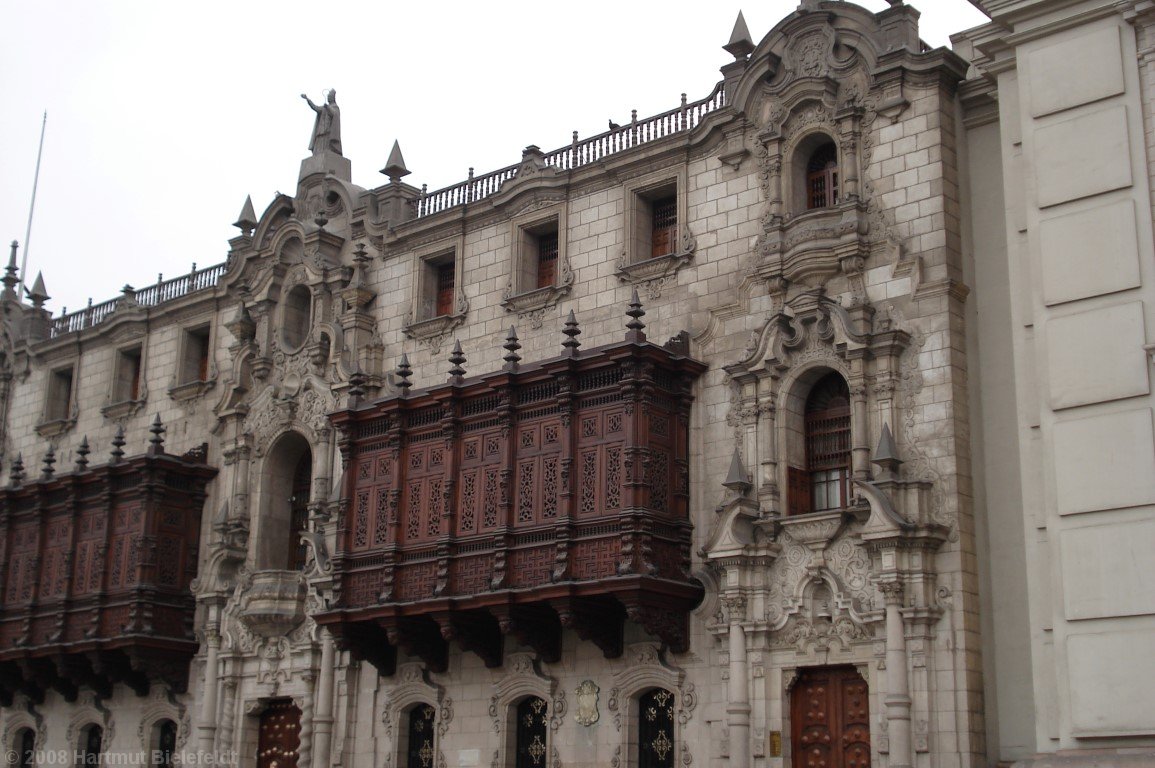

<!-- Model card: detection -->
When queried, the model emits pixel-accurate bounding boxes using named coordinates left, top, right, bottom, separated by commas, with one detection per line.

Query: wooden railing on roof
left=50, top=261, right=228, bottom=338
left=415, top=83, right=726, bottom=218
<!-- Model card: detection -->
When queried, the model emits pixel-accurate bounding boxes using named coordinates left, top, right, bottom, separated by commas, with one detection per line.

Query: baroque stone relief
left=381, top=663, right=452, bottom=768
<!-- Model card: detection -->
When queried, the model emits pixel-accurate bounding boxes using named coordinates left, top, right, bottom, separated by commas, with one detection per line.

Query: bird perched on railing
left=608, top=119, right=621, bottom=131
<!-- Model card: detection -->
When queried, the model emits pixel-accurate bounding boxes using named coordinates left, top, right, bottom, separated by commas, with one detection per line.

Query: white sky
left=0, top=0, right=987, bottom=316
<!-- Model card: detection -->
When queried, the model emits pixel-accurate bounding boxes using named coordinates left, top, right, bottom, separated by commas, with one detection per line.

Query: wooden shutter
left=650, top=196, right=677, bottom=258
left=435, top=263, right=455, bottom=316
left=787, top=466, right=811, bottom=517
left=536, top=232, right=558, bottom=289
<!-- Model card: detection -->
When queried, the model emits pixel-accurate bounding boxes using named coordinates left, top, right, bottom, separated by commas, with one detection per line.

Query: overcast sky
left=0, top=0, right=987, bottom=316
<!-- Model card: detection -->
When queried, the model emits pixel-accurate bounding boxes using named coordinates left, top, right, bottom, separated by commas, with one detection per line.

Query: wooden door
left=791, top=666, right=870, bottom=768
left=257, top=700, right=302, bottom=768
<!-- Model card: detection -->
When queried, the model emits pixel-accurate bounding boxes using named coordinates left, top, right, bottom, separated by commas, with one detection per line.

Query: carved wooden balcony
left=317, top=320, right=706, bottom=673
left=0, top=432, right=216, bottom=704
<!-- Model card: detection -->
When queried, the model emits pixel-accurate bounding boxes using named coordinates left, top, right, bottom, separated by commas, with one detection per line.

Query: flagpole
left=18, top=111, right=47, bottom=300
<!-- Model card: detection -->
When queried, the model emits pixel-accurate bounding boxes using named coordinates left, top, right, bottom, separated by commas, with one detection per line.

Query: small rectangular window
left=181, top=326, right=211, bottom=384
left=47, top=367, right=75, bottom=422
left=627, top=180, right=679, bottom=264
left=114, top=346, right=143, bottom=402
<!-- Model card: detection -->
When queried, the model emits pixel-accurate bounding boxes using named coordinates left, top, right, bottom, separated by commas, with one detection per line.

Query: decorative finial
left=75, top=436, right=91, bottom=471
left=502, top=327, right=522, bottom=371
left=395, top=353, right=413, bottom=396
left=41, top=445, right=56, bottom=480
left=448, top=340, right=466, bottom=384
left=380, top=140, right=411, bottom=182
left=110, top=425, right=126, bottom=464
left=348, top=365, right=366, bottom=407
left=625, top=288, right=647, bottom=342
left=562, top=310, right=581, bottom=356
left=9, top=453, right=25, bottom=486
left=723, top=11, right=755, bottom=60
left=148, top=414, right=167, bottom=456
left=3, top=241, right=19, bottom=293
left=233, top=195, right=258, bottom=235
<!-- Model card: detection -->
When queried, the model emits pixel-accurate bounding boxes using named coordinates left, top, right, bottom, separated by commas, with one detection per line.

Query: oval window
left=282, top=285, right=312, bottom=350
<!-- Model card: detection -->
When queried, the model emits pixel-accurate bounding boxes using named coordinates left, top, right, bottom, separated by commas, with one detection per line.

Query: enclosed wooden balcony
left=0, top=425, right=215, bottom=704
left=317, top=311, right=706, bottom=672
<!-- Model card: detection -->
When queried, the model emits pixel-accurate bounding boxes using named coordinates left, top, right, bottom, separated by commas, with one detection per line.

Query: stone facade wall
left=2, top=3, right=1152, bottom=768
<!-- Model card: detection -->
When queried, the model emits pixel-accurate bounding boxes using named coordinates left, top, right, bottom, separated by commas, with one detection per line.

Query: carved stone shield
left=575, top=679, right=599, bottom=726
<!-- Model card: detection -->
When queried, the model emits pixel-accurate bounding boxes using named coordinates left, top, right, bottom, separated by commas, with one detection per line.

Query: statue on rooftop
left=301, top=89, right=342, bottom=156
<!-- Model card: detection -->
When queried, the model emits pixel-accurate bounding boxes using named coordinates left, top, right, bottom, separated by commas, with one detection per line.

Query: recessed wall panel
left=1053, top=408, right=1155, bottom=515
left=1067, top=629, right=1155, bottom=735
left=1034, top=106, right=1132, bottom=208
left=1039, top=200, right=1141, bottom=306
left=1060, top=518, right=1155, bottom=619
left=1028, top=26, right=1125, bottom=118
left=1045, top=301, right=1148, bottom=409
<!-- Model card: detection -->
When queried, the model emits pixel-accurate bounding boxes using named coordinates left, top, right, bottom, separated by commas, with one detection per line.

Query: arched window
left=804, top=373, right=851, bottom=512
left=402, top=704, right=437, bottom=768
left=514, top=696, right=549, bottom=768
left=637, top=688, right=676, bottom=768
left=151, top=719, right=177, bottom=768
left=15, top=727, right=35, bottom=768
left=806, top=142, right=839, bottom=209
left=77, top=725, right=102, bottom=768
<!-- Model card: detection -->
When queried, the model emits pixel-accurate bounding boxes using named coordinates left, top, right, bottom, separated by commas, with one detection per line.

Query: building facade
left=0, top=2, right=1152, bottom=768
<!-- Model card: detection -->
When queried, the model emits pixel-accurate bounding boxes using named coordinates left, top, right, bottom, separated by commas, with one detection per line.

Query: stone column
left=197, top=615, right=222, bottom=753
left=880, top=580, right=912, bottom=768
left=849, top=379, right=870, bottom=480
left=724, top=594, right=751, bottom=768
left=232, top=443, right=252, bottom=522
left=312, top=632, right=337, bottom=768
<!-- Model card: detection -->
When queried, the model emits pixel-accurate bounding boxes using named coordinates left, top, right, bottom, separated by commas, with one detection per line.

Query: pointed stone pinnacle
left=234, top=195, right=258, bottom=232
left=871, top=422, right=903, bottom=481
left=381, top=140, right=411, bottom=181
left=41, top=445, right=56, bottom=480
left=723, top=448, right=752, bottom=492
left=724, top=11, right=755, bottom=59
left=28, top=271, right=49, bottom=307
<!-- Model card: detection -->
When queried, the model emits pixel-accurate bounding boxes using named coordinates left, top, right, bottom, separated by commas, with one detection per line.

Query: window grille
left=435, top=263, right=456, bottom=317
left=650, top=196, right=678, bottom=258
left=638, top=688, right=676, bottom=768
left=536, top=232, right=558, bottom=289
left=804, top=373, right=851, bottom=512
left=406, top=705, right=437, bottom=768
left=515, top=697, right=549, bottom=768
left=806, top=143, right=840, bottom=209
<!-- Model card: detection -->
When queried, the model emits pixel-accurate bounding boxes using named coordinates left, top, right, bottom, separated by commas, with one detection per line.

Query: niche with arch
left=281, top=285, right=313, bottom=352
left=782, top=368, right=852, bottom=517
left=257, top=432, right=313, bottom=570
